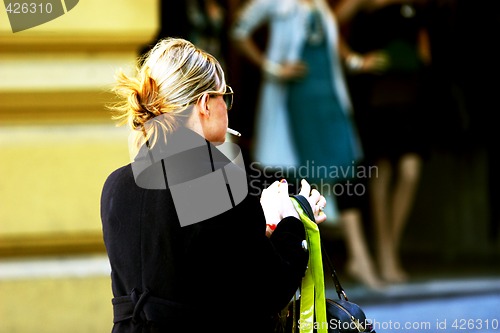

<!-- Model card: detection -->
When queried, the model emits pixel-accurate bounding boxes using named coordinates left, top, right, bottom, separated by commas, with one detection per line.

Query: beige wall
left=0, top=125, right=129, bottom=236
left=0, top=0, right=159, bottom=124
left=0, top=1, right=159, bottom=332
left=0, top=0, right=158, bottom=243
left=0, top=270, right=113, bottom=333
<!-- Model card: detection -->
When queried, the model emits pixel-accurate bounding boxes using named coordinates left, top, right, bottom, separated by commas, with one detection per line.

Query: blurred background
left=1, top=0, right=499, bottom=332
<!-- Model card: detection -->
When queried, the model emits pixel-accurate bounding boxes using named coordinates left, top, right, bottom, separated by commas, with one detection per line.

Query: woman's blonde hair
left=109, top=37, right=226, bottom=150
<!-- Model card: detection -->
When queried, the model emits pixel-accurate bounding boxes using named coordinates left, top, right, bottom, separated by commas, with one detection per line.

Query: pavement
left=1, top=252, right=499, bottom=333
left=342, top=279, right=500, bottom=333
left=332, top=275, right=500, bottom=305
left=322, top=257, right=500, bottom=333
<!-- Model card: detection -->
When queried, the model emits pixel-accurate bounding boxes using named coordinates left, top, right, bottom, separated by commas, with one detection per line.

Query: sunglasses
left=210, top=85, right=234, bottom=111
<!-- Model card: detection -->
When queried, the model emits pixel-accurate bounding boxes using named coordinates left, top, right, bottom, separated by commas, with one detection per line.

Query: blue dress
left=287, top=10, right=362, bottom=185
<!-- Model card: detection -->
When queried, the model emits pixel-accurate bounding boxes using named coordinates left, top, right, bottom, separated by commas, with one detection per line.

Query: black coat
left=100, top=131, right=308, bottom=333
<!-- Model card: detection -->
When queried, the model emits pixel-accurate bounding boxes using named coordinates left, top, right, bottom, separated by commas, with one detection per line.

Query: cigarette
left=226, top=128, right=241, bottom=137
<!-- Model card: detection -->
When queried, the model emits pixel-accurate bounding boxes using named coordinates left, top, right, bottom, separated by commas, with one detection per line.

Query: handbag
left=274, top=195, right=376, bottom=333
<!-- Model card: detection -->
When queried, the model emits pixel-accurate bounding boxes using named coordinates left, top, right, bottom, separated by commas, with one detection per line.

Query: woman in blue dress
left=287, top=8, right=360, bottom=180
left=232, top=0, right=384, bottom=289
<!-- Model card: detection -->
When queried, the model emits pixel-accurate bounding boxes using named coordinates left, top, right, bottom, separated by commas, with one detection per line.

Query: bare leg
left=369, top=158, right=401, bottom=283
left=388, top=153, right=422, bottom=281
left=342, top=208, right=385, bottom=290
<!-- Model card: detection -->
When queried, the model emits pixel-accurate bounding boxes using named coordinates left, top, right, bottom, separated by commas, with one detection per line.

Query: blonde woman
left=101, top=37, right=326, bottom=333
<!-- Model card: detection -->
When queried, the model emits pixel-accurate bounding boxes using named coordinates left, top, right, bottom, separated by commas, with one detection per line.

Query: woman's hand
left=263, top=60, right=308, bottom=81
left=362, top=50, right=389, bottom=74
left=279, top=61, right=308, bottom=81
left=260, top=180, right=299, bottom=234
left=345, top=50, right=389, bottom=74
left=297, top=179, right=327, bottom=224
left=260, top=179, right=327, bottom=237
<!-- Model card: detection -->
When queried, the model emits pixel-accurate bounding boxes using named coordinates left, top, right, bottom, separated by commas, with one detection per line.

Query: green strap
left=291, top=198, right=328, bottom=333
